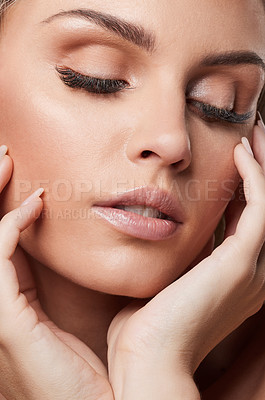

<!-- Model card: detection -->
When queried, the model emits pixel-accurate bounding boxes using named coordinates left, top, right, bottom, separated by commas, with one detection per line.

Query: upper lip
left=93, top=186, right=184, bottom=223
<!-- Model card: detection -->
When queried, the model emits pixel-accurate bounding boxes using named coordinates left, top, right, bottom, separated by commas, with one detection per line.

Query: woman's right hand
left=0, top=147, right=113, bottom=400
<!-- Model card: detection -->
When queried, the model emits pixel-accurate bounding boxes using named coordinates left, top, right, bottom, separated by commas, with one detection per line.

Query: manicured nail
left=257, top=111, right=265, bottom=133
left=0, top=145, right=8, bottom=162
left=21, top=188, right=45, bottom=206
left=241, top=137, right=254, bottom=157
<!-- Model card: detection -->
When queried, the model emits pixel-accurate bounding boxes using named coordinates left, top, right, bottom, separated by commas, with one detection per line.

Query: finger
left=223, top=124, right=265, bottom=240
left=252, top=124, right=265, bottom=173
left=0, top=149, right=38, bottom=296
left=0, top=151, right=13, bottom=194
left=232, top=139, right=265, bottom=255
left=0, top=189, right=44, bottom=304
left=0, top=188, right=44, bottom=258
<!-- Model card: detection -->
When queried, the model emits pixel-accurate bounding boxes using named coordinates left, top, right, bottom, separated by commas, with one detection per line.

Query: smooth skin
left=0, top=126, right=264, bottom=399
left=108, top=126, right=265, bottom=400
left=0, top=0, right=264, bottom=398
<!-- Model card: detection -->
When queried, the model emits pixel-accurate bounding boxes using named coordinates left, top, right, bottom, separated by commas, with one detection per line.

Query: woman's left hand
left=107, top=122, right=265, bottom=400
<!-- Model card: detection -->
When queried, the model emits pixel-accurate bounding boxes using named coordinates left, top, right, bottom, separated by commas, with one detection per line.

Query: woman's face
left=0, top=0, right=264, bottom=297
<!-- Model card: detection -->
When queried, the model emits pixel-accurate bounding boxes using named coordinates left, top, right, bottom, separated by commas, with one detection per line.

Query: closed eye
left=55, top=65, right=132, bottom=95
left=56, top=65, right=255, bottom=125
left=187, top=99, right=254, bottom=124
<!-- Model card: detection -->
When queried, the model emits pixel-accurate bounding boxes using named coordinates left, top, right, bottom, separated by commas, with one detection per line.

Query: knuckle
left=0, top=211, right=13, bottom=225
left=235, top=259, right=257, bottom=288
left=240, top=268, right=257, bottom=289
left=0, top=209, right=19, bottom=229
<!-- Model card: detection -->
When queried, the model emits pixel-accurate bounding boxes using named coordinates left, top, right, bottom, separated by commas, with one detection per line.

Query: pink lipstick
left=92, top=186, right=183, bottom=241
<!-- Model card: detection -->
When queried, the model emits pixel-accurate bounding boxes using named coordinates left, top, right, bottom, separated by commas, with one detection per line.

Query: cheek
left=182, top=127, right=242, bottom=248
left=0, top=74, right=126, bottom=215
left=190, top=120, right=243, bottom=196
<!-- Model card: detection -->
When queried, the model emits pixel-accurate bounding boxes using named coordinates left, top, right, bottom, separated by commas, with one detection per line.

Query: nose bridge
left=126, top=77, right=191, bottom=169
left=148, top=85, right=186, bottom=132
left=146, top=87, right=189, bottom=144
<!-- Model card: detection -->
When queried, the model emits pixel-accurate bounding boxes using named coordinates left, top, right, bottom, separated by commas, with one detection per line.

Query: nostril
left=171, top=160, right=182, bottom=167
left=141, top=150, right=152, bottom=158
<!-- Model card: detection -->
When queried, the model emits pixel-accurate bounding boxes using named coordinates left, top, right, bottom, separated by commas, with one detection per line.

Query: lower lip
left=92, top=206, right=180, bottom=241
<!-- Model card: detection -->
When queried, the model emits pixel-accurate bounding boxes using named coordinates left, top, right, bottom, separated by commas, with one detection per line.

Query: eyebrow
left=202, top=51, right=265, bottom=72
left=41, top=8, right=265, bottom=72
left=41, top=8, right=156, bottom=54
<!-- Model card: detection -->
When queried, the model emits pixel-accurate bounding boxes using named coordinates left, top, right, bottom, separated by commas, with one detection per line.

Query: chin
left=71, top=254, right=185, bottom=299
left=18, top=221, right=195, bottom=299
left=96, top=277, right=174, bottom=299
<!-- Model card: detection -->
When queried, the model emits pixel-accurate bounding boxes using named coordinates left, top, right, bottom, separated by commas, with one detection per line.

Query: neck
left=24, top=251, right=132, bottom=367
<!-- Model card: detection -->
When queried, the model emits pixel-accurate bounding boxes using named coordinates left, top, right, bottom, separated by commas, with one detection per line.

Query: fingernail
left=0, top=145, right=8, bottom=162
left=241, top=137, right=254, bottom=157
left=257, top=111, right=265, bottom=133
left=21, top=188, right=45, bottom=206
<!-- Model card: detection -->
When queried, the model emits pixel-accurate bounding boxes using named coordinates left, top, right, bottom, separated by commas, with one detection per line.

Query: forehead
left=2, top=0, right=265, bottom=60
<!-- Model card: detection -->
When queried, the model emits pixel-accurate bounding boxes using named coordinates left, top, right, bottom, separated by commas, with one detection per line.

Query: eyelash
left=56, top=65, right=131, bottom=94
left=56, top=65, right=254, bottom=125
left=186, top=100, right=253, bottom=124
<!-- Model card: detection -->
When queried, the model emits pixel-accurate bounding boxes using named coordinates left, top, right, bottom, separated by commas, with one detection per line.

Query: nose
left=125, top=94, right=192, bottom=172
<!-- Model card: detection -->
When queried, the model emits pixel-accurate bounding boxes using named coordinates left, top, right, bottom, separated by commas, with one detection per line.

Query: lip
left=92, top=186, right=184, bottom=241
